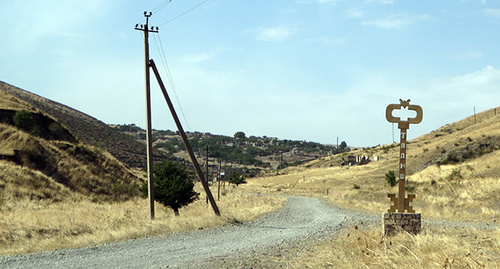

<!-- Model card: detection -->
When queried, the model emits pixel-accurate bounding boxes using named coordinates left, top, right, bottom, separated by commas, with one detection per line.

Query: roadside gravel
left=1, top=195, right=494, bottom=268
left=0, top=196, right=376, bottom=269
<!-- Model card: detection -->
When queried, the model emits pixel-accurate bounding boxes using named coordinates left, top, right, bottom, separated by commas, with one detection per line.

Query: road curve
left=0, top=196, right=368, bottom=269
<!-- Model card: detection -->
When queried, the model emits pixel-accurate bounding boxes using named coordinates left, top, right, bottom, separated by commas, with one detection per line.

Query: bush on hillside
left=385, top=170, right=397, bottom=187
left=228, top=172, right=247, bottom=186
left=143, top=160, right=199, bottom=215
left=13, top=110, right=35, bottom=133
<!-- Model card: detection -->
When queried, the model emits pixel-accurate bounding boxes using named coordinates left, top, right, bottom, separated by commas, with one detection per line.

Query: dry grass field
left=240, top=107, right=499, bottom=268
left=243, top=107, right=499, bottom=222
left=0, top=182, right=285, bottom=256
left=1, top=85, right=498, bottom=267
left=287, top=227, right=499, bottom=268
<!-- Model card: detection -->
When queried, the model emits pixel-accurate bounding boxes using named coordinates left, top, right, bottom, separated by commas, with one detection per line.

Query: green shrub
left=228, top=173, right=247, bottom=186
left=13, top=110, right=35, bottom=133
left=142, top=160, right=199, bottom=215
left=385, top=170, right=397, bottom=187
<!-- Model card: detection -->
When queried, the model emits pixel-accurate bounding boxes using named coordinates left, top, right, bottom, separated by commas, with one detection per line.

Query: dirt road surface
left=0, top=196, right=377, bottom=268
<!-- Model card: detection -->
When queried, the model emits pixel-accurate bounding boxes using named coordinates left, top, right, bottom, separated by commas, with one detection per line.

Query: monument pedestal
left=383, top=212, right=421, bottom=236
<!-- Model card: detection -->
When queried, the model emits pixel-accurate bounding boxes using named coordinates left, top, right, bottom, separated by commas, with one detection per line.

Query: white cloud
left=364, top=0, right=396, bottom=4
left=179, top=48, right=227, bottom=63
left=256, top=25, right=295, bottom=42
left=346, top=9, right=364, bottom=18
left=483, top=8, right=500, bottom=18
left=453, top=51, right=484, bottom=59
left=3, top=0, right=109, bottom=53
left=420, top=66, right=500, bottom=125
left=361, top=13, right=430, bottom=29
left=180, top=52, right=215, bottom=63
left=306, top=36, right=347, bottom=44
left=297, top=0, right=341, bottom=4
left=451, top=65, right=500, bottom=89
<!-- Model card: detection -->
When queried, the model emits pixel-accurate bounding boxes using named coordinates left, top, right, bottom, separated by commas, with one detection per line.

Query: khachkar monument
left=384, top=99, right=423, bottom=235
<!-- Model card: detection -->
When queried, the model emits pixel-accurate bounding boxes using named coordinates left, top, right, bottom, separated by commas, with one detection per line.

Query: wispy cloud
left=181, top=52, right=215, bottom=63
left=306, top=36, right=347, bottom=44
left=483, top=8, right=500, bottom=18
left=297, top=0, right=341, bottom=4
left=256, top=25, right=295, bottom=42
left=180, top=48, right=226, bottom=63
left=452, top=65, right=500, bottom=88
left=453, top=51, right=484, bottom=59
left=346, top=9, right=364, bottom=18
left=364, top=0, right=396, bottom=4
left=361, top=13, right=429, bottom=29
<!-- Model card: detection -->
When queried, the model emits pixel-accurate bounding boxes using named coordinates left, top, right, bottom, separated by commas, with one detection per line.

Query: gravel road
left=0, top=196, right=377, bottom=269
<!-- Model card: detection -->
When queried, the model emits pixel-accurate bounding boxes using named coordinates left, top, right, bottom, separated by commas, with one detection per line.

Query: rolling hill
left=0, top=81, right=166, bottom=169
left=243, top=106, right=499, bottom=221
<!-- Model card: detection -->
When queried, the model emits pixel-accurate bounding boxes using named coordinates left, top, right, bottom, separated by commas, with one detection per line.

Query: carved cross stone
left=385, top=99, right=423, bottom=213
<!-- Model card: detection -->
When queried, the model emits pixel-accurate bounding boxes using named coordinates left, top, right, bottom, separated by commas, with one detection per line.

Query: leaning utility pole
left=135, top=12, right=158, bottom=220
left=149, top=59, right=221, bottom=216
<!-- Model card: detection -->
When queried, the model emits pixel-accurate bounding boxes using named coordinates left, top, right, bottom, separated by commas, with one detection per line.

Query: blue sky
left=1, top=0, right=499, bottom=147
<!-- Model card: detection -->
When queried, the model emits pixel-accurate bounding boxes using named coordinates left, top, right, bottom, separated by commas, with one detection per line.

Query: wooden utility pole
left=135, top=12, right=158, bottom=220
left=149, top=59, right=220, bottom=216
left=205, top=144, right=209, bottom=204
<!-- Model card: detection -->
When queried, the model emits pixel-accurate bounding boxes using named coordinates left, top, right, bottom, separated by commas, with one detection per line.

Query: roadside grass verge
left=289, top=226, right=499, bottom=268
left=0, top=183, right=285, bottom=256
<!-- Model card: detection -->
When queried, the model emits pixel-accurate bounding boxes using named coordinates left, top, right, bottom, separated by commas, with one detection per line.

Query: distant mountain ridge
left=0, top=81, right=166, bottom=168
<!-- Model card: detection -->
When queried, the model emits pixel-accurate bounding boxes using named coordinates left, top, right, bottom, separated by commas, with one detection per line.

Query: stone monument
left=384, top=99, right=423, bottom=236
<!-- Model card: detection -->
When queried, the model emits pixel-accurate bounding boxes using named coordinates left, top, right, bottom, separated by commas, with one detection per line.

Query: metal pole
left=149, top=59, right=221, bottom=216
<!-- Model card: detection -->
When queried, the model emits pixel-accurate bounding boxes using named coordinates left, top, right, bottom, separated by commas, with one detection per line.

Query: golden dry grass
left=288, top=226, right=499, bottom=268
left=242, top=107, right=500, bottom=222
left=239, top=107, right=499, bottom=268
left=0, top=90, right=35, bottom=112
left=0, top=183, right=286, bottom=256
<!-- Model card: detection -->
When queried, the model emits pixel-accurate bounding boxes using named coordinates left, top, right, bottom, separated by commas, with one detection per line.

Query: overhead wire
left=151, top=0, right=172, bottom=14
left=137, top=0, right=209, bottom=131
left=152, top=34, right=193, bottom=131
left=135, top=0, right=172, bottom=27
left=158, top=0, right=209, bottom=26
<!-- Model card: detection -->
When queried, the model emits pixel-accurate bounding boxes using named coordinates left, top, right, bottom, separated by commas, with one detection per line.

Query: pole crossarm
left=135, top=12, right=159, bottom=33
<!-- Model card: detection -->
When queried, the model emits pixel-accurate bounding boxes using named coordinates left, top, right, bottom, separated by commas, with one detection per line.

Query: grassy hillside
left=0, top=81, right=166, bottom=168
left=0, top=83, right=286, bottom=256
left=241, top=107, right=499, bottom=268
left=243, top=106, right=500, bottom=222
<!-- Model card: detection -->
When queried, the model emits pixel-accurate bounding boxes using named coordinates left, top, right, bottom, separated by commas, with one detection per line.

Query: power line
left=152, top=0, right=172, bottom=14
left=158, top=0, right=209, bottom=26
left=135, top=0, right=172, bottom=26
left=151, top=34, right=192, bottom=131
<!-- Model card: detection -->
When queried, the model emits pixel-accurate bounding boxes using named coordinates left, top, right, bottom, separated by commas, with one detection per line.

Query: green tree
left=143, top=160, right=199, bottom=215
left=228, top=173, right=246, bottom=186
left=385, top=170, right=397, bottom=187
left=339, top=141, right=348, bottom=151
left=234, top=131, right=246, bottom=139
left=13, top=110, right=35, bottom=133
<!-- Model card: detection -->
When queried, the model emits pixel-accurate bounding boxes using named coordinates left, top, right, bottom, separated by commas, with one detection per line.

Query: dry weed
left=290, top=226, right=499, bottom=268
left=0, top=183, right=285, bottom=256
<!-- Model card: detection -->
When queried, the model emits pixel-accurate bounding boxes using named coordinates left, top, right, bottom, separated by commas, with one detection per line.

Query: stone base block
left=383, top=212, right=421, bottom=236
